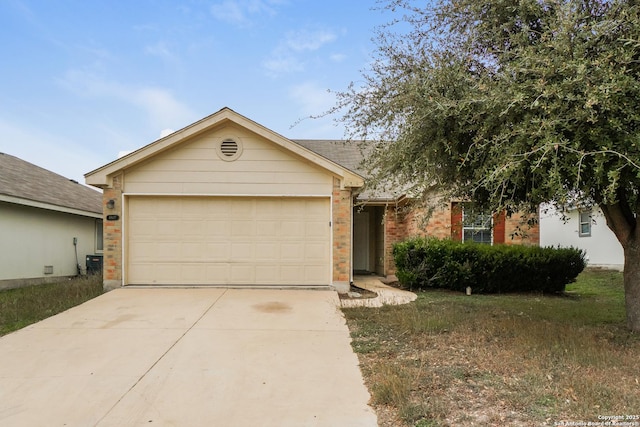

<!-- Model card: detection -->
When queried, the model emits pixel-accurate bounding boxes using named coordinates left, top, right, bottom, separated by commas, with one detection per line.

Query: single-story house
left=540, top=204, right=623, bottom=270
left=0, top=153, right=103, bottom=290
left=85, top=108, right=539, bottom=292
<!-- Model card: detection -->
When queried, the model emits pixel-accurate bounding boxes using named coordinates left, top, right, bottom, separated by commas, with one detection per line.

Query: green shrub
left=393, top=238, right=586, bottom=293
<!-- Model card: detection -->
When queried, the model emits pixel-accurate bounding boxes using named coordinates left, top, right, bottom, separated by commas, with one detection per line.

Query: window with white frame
left=462, top=204, right=492, bottom=244
left=95, top=219, right=104, bottom=252
left=579, top=210, right=591, bottom=237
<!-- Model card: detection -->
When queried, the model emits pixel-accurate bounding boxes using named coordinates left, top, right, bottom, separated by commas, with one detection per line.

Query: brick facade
left=379, top=200, right=540, bottom=275
left=505, top=211, right=540, bottom=246
left=102, top=174, right=122, bottom=291
left=332, top=178, right=352, bottom=292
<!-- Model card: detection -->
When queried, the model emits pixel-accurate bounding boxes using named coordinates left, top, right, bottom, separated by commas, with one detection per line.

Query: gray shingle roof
left=0, top=152, right=102, bottom=215
left=292, top=139, right=403, bottom=201
left=292, top=139, right=368, bottom=176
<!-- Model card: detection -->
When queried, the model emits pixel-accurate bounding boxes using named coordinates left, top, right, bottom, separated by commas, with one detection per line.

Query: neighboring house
left=85, top=107, right=539, bottom=292
left=0, top=153, right=103, bottom=290
left=540, top=204, right=624, bottom=270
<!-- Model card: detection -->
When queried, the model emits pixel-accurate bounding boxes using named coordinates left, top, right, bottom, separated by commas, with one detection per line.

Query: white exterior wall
left=539, top=204, right=624, bottom=270
left=0, top=202, right=101, bottom=287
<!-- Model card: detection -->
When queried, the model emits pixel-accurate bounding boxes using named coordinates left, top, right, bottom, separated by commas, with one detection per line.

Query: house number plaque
left=106, top=214, right=120, bottom=221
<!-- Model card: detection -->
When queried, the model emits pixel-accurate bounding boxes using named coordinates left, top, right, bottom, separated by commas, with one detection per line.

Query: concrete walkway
left=0, top=288, right=377, bottom=427
left=342, top=276, right=418, bottom=308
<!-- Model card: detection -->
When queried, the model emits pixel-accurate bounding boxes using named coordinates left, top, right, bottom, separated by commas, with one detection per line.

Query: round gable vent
left=220, top=139, right=238, bottom=156
left=216, top=137, right=243, bottom=161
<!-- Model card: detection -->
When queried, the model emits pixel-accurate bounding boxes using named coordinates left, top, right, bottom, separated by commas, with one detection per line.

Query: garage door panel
left=305, top=221, right=328, bottom=237
left=231, top=243, right=254, bottom=260
left=206, top=242, right=230, bottom=259
left=181, top=220, right=204, bottom=236
left=281, top=222, right=304, bottom=238
left=255, top=265, right=279, bottom=280
left=181, top=242, right=206, bottom=259
left=205, top=264, right=230, bottom=281
left=127, top=197, right=330, bottom=286
left=157, top=242, right=180, bottom=259
left=232, top=220, right=255, bottom=237
left=131, top=220, right=156, bottom=236
left=230, top=265, right=255, bottom=283
left=205, top=220, right=230, bottom=236
left=157, top=220, right=181, bottom=237
left=305, top=243, right=328, bottom=259
left=304, top=265, right=327, bottom=282
left=281, top=243, right=305, bottom=261
left=255, top=242, right=279, bottom=260
left=231, top=200, right=254, bottom=216
left=256, top=220, right=279, bottom=237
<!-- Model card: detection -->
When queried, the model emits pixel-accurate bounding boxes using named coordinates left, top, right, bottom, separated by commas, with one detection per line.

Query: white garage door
left=126, top=197, right=331, bottom=286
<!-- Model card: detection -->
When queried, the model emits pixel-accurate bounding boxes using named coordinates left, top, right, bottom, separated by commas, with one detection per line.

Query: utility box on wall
left=86, top=255, right=103, bottom=275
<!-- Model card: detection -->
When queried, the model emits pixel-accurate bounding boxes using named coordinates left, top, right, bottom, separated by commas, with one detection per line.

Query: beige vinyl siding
left=124, top=125, right=333, bottom=196
left=126, top=196, right=331, bottom=286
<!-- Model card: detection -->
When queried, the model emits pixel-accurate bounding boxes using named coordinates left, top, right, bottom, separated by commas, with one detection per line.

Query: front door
left=353, top=210, right=370, bottom=271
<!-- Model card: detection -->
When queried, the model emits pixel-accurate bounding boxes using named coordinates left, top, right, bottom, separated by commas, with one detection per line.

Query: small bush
left=393, top=238, right=585, bottom=293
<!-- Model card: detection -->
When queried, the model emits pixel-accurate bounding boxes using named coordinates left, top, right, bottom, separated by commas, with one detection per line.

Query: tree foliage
left=340, top=0, right=640, bottom=214
left=336, top=0, right=640, bottom=330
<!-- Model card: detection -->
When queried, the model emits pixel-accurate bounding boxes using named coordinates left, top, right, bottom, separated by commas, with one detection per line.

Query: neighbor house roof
left=85, top=107, right=364, bottom=189
left=0, top=152, right=102, bottom=218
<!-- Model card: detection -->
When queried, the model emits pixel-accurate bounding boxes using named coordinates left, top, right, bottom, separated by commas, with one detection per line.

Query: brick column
left=102, top=174, right=123, bottom=291
left=332, top=178, right=351, bottom=293
left=383, top=204, right=403, bottom=276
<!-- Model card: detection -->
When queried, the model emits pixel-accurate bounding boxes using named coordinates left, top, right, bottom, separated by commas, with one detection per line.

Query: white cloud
left=286, top=81, right=347, bottom=138
left=330, top=53, right=347, bottom=62
left=210, top=0, right=283, bottom=27
left=289, top=81, right=336, bottom=116
left=263, top=28, right=338, bottom=76
left=284, top=29, right=337, bottom=52
left=262, top=56, right=304, bottom=75
left=145, top=41, right=178, bottom=63
left=133, top=88, right=193, bottom=129
left=59, top=69, right=195, bottom=132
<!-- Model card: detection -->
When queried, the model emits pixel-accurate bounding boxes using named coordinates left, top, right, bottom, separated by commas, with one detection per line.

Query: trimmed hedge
left=393, top=238, right=586, bottom=294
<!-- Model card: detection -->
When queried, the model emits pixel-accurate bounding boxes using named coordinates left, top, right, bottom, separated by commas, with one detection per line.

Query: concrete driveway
left=0, top=288, right=377, bottom=426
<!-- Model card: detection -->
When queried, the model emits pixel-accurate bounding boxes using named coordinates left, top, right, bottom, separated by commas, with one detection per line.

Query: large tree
left=337, top=0, right=640, bottom=331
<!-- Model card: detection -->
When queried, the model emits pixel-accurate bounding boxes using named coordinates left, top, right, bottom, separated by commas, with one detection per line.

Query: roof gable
left=0, top=153, right=102, bottom=216
left=85, top=107, right=363, bottom=189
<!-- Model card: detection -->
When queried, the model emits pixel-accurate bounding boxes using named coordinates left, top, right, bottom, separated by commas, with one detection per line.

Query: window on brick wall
left=462, top=203, right=492, bottom=244
left=451, top=202, right=506, bottom=244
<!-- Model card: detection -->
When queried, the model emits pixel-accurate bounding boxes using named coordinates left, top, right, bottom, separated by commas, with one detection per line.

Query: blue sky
left=0, top=0, right=389, bottom=184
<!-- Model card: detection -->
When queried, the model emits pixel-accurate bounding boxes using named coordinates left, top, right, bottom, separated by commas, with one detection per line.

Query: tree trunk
left=600, top=202, right=639, bottom=332
left=624, top=243, right=640, bottom=332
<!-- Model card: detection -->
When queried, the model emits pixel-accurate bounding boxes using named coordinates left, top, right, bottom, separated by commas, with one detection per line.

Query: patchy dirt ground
left=343, top=273, right=640, bottom=427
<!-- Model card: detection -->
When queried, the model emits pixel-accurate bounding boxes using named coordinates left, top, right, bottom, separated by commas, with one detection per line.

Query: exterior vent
left=220, top=139, right=238, bottom=157
left=44, top=265, right=53, bottom=274
left=216, top=136, right=243, bottom=161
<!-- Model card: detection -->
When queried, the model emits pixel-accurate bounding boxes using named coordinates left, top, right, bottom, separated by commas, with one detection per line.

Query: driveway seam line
left=93, top=288, right=228, bottom=426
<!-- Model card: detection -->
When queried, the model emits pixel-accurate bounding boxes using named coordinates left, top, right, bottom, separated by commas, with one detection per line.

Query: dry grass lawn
left=343, top=270, right=640, bottom=426
left=0, top=274, right=103, bottom=336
